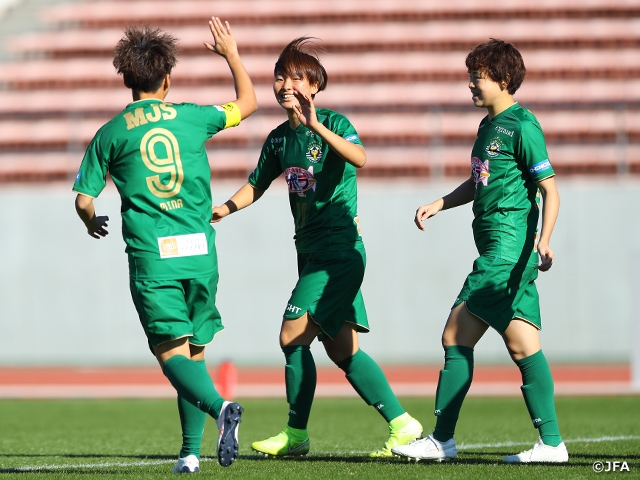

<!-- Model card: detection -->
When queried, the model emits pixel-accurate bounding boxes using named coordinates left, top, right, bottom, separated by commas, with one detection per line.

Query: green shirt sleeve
left=72, top=131, right=109, bottom=198
left=248, top=131, right=284, bottom=190
left=518, top=119, right=555, bottom=182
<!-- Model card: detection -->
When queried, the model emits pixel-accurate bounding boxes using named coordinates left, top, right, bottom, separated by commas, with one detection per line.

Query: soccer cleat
left=503, top=437, right=569, bottom=463
left=369, top=417, right=424, bottom=457
left=391, top=433, right=457, bottom=462
left=172, top=454, right=200, bottom=473
left=216, top=401, right=243, bottom=467
left=251, top=427, right=310, bottom=457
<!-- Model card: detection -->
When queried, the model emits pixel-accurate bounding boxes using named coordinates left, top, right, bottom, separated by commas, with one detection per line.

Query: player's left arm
left=205, top=16, right=257, bottom=121
left=75, top=193, right=110, bottom=239
left=536, top=176, right=560, bottom=272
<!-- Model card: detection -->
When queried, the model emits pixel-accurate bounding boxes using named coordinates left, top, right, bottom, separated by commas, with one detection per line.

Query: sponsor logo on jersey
left=495, top=126, right=514, bottom=137
left=305, top=140, right=323, bottom=163
left=75, top=171, right=81, bottom=181
left=286, top=303, right=302, bottom=315
left=344, top=134, right=359, bottom=143
left=529, top=159, right=552, bottom=175
left=158, top=232, right=207, bottom=259
left=485, top=137, right=503, bottom=158
left=471, top=156, right=490, bottom=186
left=284, top=166, right=317, bottom=197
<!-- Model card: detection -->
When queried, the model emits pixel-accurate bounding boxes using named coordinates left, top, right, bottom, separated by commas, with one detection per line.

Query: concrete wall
left=0, top=177, right=637, bottom=367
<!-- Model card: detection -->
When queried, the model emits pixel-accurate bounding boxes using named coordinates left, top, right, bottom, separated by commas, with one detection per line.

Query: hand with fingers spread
left=86, top=215, right=110, bottom=239
left=204, top=16, right=239, bottom=59
left=292, top=89, right=318, bottom=130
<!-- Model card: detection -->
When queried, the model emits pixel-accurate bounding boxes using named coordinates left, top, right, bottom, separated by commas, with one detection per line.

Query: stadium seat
left=0, top=0, right=637, bottom=181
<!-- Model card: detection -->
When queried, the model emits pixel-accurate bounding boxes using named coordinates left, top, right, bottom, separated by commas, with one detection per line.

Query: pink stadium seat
left=7, top=19, right=638, bottom=56
left=40, top=0, right=640, bottom=27
left=0, top=49, right=636, bottom=88
left=0, top=79, right=638, bottom=115
left=0, top=0, right=637, bottom=181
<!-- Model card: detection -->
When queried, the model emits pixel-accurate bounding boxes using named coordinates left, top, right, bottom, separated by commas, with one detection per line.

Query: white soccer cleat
left=216, top=401, right=243, bottom=467
left=391, top=433, right=457, bottom=462
left=503, top=437, right=569, bottom=463
left=172, top=454, right=200, bottom=473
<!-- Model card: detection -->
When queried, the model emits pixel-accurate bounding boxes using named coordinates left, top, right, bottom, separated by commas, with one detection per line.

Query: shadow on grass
left=239, top=451, right=640, bottom=468
left=2, top=451, right=637, bottom=473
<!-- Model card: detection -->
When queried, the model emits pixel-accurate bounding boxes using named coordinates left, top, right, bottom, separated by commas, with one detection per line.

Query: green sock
left=282, top=345, right=316, bottom=430
left=517, top=350, right=563, bottom=447
left=162, top=355, right=225, bottom=419
left=337, top=349, right=405, bottom=422
left=433, top=345, right=474, bottom=442
left=177, top=360, right=207, bottom=459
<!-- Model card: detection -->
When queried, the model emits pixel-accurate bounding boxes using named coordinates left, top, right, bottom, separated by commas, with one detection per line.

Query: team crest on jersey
left=471, top=156, right=490, bottom=186
left=485, top=137, right=503, bottom=158
left=284, top=166, right=317, bottom=197
left=305, top=140, right=323, bottom=164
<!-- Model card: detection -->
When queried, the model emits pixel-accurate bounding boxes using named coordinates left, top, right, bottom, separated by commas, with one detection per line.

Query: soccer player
left=72, top=18, right=257, bottom=473
left=211, top=37, right=423, bottom=458
left=391, top=39, right=567, bottom=463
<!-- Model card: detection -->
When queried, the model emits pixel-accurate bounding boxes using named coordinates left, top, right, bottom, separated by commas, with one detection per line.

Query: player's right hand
left=87, top=215, right=109, bottom=239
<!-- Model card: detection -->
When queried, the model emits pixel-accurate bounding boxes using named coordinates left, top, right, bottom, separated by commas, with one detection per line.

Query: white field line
left=3, top=436, right=639, bottom=472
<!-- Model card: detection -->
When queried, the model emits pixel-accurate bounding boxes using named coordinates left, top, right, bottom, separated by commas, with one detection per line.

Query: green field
left=1, top=396, right=638, bottom=479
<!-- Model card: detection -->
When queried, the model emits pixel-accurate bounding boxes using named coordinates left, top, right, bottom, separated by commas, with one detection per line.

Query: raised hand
left=204, top=16, right=238, bottom=58
left=292, top=89, right=318, bottom=130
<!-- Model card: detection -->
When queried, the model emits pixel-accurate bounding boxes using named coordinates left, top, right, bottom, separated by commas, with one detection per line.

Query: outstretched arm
left=536, top=176, right=560, bottom=272
left=211, top=183, right=265, bottom=222
left=75, top=193, right=110, bottom=239
left=414, top=176, right=475, bottom=231
left=292, top=90, right=366, bottom=168
left=204, top=16, right=257, bottom=120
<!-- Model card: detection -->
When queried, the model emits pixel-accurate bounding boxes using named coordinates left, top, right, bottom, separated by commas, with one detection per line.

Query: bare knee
left=502, top=319, right=541, bottom=362
left=441, top=303, right=488, bottom=349
left=279, top=314, right=320, bottom=347
left=323, top=324, right=358, bottom=365
left=323, top=341, right=352, bottom=364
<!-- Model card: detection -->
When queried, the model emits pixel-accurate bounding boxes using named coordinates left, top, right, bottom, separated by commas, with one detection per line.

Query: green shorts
left=129, top=274, right=224, bottom=348
left=452, top=255, right=541, bottom=334
left=284, top=246, right=370, bottom=340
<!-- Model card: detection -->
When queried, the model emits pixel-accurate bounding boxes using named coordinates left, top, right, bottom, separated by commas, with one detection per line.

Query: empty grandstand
left=0, top=0, right=638, bottom=181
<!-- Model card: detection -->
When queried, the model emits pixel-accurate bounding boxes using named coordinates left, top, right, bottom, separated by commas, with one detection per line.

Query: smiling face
left=468, top=69, right=514, bottom=118
left=273, top=71, right=319, bottom=111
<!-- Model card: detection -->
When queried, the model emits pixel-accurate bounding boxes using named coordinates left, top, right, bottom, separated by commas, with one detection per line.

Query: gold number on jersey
left=140, top=128, right=184, bottom=198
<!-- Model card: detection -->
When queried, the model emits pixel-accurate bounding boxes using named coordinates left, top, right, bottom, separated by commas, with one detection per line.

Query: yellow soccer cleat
left=370, top=416, right=423, bottom=458
left=251, top=427, right=310, bottom=457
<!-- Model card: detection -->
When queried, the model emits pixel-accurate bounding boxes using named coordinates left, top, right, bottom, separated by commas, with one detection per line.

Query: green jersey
left=470, top=103, right=555, bottom=267
left=73, top=98, right=241, bottom=280
left=248, top=108, right=364, bottom=253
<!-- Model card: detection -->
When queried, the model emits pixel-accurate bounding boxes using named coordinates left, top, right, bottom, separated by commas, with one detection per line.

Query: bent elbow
left=353, top=148, right=367, bottom=168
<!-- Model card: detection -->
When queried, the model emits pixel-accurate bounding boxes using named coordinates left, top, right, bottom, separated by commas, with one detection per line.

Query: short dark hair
left=113, top=26, right=179, bottom=93
left=465, top=38, right=526, bottom=95
left=274, top=37, right=328, bottom=96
